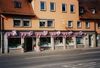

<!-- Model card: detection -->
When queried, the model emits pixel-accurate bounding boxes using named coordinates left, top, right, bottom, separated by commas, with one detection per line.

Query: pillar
left=84, top=34, right=89, bottom=48
left=51, top=36, right=55, bottom=50
left=91, top=34, right=96, bottom=48
left=35, top=37, right=40, bottom=52
left=63, top=37, right=66, bottom=49
left=73, top=37, right=77, bottom=48
left=21, top=38, right=24, bottom=52
left=4, top=34, right=8, bottom=54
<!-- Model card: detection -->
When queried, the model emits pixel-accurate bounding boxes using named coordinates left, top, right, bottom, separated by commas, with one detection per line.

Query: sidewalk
left=0, top=47, right=100, bottom=57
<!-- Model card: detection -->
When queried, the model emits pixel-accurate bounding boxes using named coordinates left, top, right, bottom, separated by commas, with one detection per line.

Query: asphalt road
left=0, top=50, right=100, bottom=68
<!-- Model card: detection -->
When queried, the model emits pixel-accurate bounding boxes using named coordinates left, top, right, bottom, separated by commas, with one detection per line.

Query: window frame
left=40, top=1, right=46, bottom=11
left=86, top=21, right=90, bottom=28
left=98, top=22, right=100, bottom=29
left=76, top=37, right=83, bottom=45
left=70, top=4, right=75, bottom=13
left=22, top=19, right=32, bottom=27
left=14, top=1, right=22, bottom=8
left=50, top=2, right=56, bottom=12
left=67, top=21, right=73, bottom=28
left=13, top=19, right=22, bottom=27
left=77, top=21, right=82, bottom=28
left=62, top=3, right=67, bottom=12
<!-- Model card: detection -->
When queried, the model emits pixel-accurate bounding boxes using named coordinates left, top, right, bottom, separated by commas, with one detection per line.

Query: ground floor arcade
left=1, top=30, right=97, bottom=53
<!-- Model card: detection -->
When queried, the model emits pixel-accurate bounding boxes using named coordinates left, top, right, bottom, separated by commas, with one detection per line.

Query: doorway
left=89, top=35, right=92, bottom=47
left=24, top=37, right=32, bottom=52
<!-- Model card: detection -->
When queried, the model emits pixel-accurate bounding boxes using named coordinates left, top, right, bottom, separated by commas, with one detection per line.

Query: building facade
left=0, top=0, right=100, bottom=53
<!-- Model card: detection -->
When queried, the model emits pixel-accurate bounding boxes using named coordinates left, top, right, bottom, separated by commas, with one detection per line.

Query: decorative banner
left=56, top=31, right=61, bottom=36
left=62, top=32, right=68, bottom=38
left=11, top=30, right=17, bottom=36
left=6, top=32, right=12, bottom=37
left=28, top=31, right=33, bottom=36
left=42, top=31, right=48, bottom=36
left=49, top=32, right=57, bottom=37
left=35, top=32, right=42, bottom=37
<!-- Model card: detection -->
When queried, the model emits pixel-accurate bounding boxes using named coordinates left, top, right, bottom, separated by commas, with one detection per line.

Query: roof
left=79, top=0, right=100, bottom=19
left=0, top=0, right=34, bottom=16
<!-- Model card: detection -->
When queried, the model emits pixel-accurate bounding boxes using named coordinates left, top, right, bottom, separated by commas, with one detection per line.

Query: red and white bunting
left=28, top=31, right=33, bottom=36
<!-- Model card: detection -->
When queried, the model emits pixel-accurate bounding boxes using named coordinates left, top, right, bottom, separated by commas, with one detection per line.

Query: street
left=0, top=49, right=100, bottom=68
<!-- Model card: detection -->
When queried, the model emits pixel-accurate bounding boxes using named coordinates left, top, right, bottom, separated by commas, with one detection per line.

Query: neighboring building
left=79, top=0, right=100, bottom=47
left=0, top=0, right=99, bottom=53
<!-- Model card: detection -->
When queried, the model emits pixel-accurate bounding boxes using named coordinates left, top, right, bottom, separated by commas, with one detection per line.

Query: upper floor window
left=91, top=8, right=96, bottom=14
left=86, top=21, right=90, bottom=28
left=98, top=23, right=100, bottom=28
left=50, top=2, right=55, bottom=11
left=39, top=20, right=54, bottom=28
left=23, top=20, right=31, bottom=27
left=77, top=21, right=81, bottom=28
left=40, top=1, right=46, bottom=11
left=70, top=4, right=75, bottom=13
left=67, top=21, right=73, bottom=28
left=62, top=3, right=66, bottom=12
left=47, top=20, right=53, bottom=27
left=13, top=19, right=31, bottom=27
left=14, top=1, right=21, bottom=8
left=39, top=20, right=46, bottom=27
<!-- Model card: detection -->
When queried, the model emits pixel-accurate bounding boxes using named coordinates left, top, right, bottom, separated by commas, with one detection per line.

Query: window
left=50, top=2, right=55, bottom=11
left=70, top=4, right=75, bottom=13
left=39, top=20, right=54, bottom=28
left=13, top=19, right=31, bottom=27
left=98, top=23, right=100, bottom=28
left=86, top=21, right=90, bottom=28
left=76, top=37, right=83, bottom=44
left=23, top=20, right=31, bottom=27
left=67, top=21, right=73, bottom=28
left=40, top=1, right=46, bottom=11
left=39, top=20, right=46, bottom=27
left=14, top=1, right=21, bottom=8
left=13, top=19, right=21, bottom=27
left=77, top=21, right=81, bottom=28
left=62, top=3, right=66, bottom=12
left=47, top=20, right=53, bottom=27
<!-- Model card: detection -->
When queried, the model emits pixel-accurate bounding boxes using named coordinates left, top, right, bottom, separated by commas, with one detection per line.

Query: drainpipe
left=0, top=14, right=4, bottom=53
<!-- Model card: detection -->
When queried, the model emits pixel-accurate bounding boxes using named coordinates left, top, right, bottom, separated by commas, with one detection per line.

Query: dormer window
left=79, top=7, right=85, bottom=14
left=14, top=1, right=21, bottom=8
left=91, top=8, right=96, bottom=14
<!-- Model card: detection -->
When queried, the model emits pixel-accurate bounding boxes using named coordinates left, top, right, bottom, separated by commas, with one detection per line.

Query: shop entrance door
left=24, top=37, right=32, bottom=52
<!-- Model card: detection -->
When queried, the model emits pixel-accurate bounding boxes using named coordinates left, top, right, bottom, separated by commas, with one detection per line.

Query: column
left=4, top=34, right=8, bottom=54
left=35, top=37, right=40, bottom=52
left=21, top=38, right=24, bottom=52
left=91, top=34, right=96, bottom=48
left=84, top=34, right=89, bottom=48
left=63, top=37, right=66, bottom=49
left=73, top=37, right=77, bottom=48
left=51, top=36, right=55, bottom=50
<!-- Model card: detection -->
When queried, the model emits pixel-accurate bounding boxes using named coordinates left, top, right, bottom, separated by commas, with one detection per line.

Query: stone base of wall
left=9, top=48, right=24, bottom=54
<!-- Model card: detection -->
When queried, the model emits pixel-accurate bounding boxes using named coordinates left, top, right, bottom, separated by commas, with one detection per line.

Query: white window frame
left=13, top=19, right=22, bottom=27
left=77, top=21, right=82, bottom=28
left=39, top=20, right=47, bottom=27
left=86, top=21, right=90, bottom=28
left=40, top=1, right=46, bottom=11
left=67, top=21, right=73, bottom=28
left=70, top=4, right=75, bottom=13
left=50, top=2, right=56, bottom=12
left=62, top=3, right=67, bottom=12
left=22, top=19, right=31, bottom=27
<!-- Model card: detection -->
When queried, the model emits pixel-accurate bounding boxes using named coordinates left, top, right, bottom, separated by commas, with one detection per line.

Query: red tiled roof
left=79, top=0, right=100, bottom=19
left=0, top=0, right=34, bottom=16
